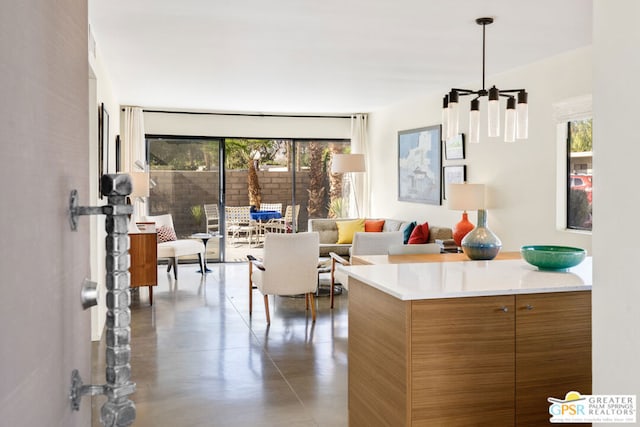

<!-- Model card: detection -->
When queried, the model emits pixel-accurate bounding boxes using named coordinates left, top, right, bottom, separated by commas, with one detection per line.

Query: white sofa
left=308, top=218, right=453, bottom=257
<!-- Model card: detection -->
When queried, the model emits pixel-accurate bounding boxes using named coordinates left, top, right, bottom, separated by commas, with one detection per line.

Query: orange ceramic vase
left=453, top=212, right=474, bottom=247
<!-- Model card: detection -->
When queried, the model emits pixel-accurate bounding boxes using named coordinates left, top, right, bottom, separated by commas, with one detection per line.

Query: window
left=567, top=118, right=592, bottom=231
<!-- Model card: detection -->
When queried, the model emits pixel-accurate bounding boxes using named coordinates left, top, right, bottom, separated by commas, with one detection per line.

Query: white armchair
left=143, top=214, right=205, bottom=280
left=329, top=231, right=403, bottom=308
left=248, top=232, right=320, bottom=324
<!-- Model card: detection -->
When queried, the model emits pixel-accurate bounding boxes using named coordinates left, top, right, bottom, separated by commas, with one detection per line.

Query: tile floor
left=92, top=262, right=349, bottom=427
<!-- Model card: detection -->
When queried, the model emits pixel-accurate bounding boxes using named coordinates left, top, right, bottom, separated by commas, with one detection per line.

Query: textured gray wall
left=149, top=170, right=312, bottom=235
left=0, top=0, right=91, bottom=425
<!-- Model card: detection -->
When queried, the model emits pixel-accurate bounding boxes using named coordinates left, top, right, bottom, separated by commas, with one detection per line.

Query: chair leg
left=172, top=257, right=178, bottom=280
left=263, top=295, right=270, bottom=324
left=248, top=261, right=253, bottom=316
left=148, top=285, right=153, bottom=305
left=308, top=293, right=316, bottom=322
left=305, top=293, right=309, bottom=310
left=167, top=262, right=172, bottom=273
left=197, top=253, right=204, bottom=275
left=330, top=258, right=336, bottom=309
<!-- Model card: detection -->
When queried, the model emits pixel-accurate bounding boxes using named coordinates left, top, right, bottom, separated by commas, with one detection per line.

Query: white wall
left=89, top=39, right=121, bottom=341
left=368, top=47, right=593, bottom=253
left=592, top=0, right=640, bottom=418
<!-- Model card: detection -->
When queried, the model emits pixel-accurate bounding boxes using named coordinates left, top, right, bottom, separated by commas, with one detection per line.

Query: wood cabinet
left=348, top=279, right=591, bottom=426
left=129, top=232, right=158, bottom=305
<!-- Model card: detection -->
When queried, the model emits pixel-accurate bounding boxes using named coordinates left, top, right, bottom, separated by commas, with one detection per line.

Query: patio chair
left=264, top=204, right=300, bottom=233
left=225, top=206, right=258, bottom=246
left=204, top=203, right=219, bottom=234
left=329, top=231, right=403, bottom=308
left=259, top=203, right=282, bottom=214
left=248, top=232, right=320, bottom=324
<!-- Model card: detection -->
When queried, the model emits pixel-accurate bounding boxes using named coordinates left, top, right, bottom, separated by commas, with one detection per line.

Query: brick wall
left=150, top=169, right=311, bottom=236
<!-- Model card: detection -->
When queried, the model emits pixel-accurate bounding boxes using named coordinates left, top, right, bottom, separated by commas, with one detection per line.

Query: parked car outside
left=570, top=174, right=592, bottom=203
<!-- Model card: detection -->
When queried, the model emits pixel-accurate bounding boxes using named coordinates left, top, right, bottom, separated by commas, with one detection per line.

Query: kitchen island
left=341, top=257, right=592, bottom=426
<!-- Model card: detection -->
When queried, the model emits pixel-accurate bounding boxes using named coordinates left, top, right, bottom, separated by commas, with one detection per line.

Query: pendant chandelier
left=442, top=17, right=528, bottom=144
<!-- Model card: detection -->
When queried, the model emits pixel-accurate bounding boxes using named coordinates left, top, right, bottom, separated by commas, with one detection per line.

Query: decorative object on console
left=448, top=183, right=501, bottom=260
left=447, top=183, right=483, bottom=246
left=462, top=208, right=502, bottom=260
left=331, top=153, right=366, bottom=218
left=442, top=17, right=528, bottom=144
left=520, top=245, right=586, bottom=271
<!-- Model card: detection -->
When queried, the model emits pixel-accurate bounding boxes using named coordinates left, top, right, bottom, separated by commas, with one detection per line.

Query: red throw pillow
left=408, top=222, right=430, bottom=244
left=157, top=225, right=177, bottom=243
left=364, top=219, right=385, bottom=232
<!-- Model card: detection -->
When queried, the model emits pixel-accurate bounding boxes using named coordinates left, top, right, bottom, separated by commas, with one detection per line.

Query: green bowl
left=520, top=245, right=586, bottom=271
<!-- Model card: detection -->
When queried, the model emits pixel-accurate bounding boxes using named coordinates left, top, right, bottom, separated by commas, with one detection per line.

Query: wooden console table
left=129, top=232, right=158, bottom=305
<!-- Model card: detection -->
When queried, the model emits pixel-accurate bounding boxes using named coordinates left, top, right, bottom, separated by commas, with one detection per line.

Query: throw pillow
left=364, top=219, right=385, bottom=232
left=157, top=225, right=177, bottom=243
left=382, top=219, right=402, bottom=232
left=401, top=221, right=417, bottom=244
left=408, top=222, right=430, bottom=244
left=336, top=219, right=365, bottom=244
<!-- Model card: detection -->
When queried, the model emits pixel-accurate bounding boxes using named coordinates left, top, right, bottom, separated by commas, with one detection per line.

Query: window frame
left=553, top=95, right=592, bottom=234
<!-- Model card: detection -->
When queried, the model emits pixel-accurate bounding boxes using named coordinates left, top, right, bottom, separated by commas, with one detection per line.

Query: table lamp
left=447, top=183, right=484, bottom=246
left=447, top=183, right=502, bottom=260
left=128, top=172, right=150, bottom=233
left=331, top=153, right=366, bottom=218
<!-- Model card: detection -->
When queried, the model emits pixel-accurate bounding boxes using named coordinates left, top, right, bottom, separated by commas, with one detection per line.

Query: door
left=0, top=1, right=92, bottom=425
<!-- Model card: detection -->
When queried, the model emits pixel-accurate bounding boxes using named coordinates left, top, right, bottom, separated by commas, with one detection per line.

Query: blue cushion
left=401, top=221, right=417, bottom=244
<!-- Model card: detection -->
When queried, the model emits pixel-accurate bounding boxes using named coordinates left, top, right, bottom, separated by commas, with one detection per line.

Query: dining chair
left=329, top=231, right=403, bottom=308
left=248, top=232, right=320, bottom=324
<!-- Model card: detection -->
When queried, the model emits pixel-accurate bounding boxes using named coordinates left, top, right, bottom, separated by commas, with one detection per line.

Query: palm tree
left=307, top=141, right=325, bottom=218
left=328, top=144, right=344, bottom=218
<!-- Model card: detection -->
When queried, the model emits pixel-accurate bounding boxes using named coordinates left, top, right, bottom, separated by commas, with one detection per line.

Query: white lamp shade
left=446, top=183, right=485, bottom=211
left=130, top=172, right=150, bottom=198
left=331, top=153, right=365, bottom=173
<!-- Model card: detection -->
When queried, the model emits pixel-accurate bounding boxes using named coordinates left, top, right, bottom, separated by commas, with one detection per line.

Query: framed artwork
left=98, top=103, right=109, bottom=196
left=115, top=134, right=121, bottom=172
left=443, top=165, right=467, bottom=200
left=398, top=125, right=442, bottom=205
left=444, top=133, right=465, bottom=160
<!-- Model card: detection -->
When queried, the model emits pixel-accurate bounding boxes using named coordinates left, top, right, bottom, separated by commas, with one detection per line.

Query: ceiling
left=89, top=0, right=592, bottom=115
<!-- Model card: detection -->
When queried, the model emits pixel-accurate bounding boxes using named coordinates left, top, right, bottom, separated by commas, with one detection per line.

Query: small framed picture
left=443, top=165, right=467, bottom=200
left=444, top=133, right=465, bottom=160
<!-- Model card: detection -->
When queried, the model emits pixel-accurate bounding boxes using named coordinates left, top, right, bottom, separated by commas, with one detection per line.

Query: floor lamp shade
left=331, top=153, right=366, bottom=173
left=447, top=184, right=485, bottom=246
left=130, top=172, right=150, bottom=198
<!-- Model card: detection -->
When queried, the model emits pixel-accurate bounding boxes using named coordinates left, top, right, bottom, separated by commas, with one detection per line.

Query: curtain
left=123, top=106, right=147, bottom=218
left=350, top=114, right=369, bottom=218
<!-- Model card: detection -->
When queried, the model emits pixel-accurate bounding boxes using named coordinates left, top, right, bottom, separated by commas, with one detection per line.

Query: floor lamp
left=331, top=153, right=366, bottom=218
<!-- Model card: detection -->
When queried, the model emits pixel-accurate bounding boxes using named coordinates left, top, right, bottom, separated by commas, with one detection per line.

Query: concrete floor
left=92, top=262, right=348, bottom=427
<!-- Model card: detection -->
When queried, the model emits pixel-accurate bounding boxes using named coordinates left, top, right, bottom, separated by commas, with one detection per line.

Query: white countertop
left=339, top=257, right=592, bottom=300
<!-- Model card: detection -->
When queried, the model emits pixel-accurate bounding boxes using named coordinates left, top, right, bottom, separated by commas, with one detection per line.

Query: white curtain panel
left=122, top=106, right=147, bottom=218
left=350, top=114, right=369, bottom=218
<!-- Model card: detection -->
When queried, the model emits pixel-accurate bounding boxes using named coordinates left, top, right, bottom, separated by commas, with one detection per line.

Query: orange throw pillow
left=364, top=219, right=385, bottom=232
left=408, top=222, right=430, bottom=244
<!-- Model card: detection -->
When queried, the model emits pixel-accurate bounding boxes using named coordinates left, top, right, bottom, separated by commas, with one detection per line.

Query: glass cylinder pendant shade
left=516, top=90, right=529, bottom=139
left=448, top=90, right=459, bottom=140
left=469, top=98, right=480, bottom=144
left=504, top=97, right=516, bottom=142
left=487, top=86, right=500, bottom=137
left=442, top=95, right=449, bottom=141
